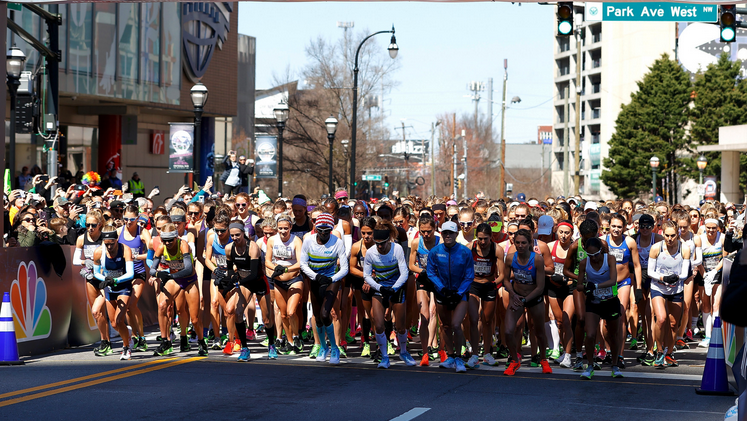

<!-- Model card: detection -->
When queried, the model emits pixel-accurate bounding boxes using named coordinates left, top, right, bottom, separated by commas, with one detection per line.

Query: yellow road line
left=0, top=357, right=203, bottom=407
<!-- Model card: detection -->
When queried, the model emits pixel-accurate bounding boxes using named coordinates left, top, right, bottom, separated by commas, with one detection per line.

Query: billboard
left=168, top=122, right=195, bottom=173
left=254, top=134, right=278, bottom=179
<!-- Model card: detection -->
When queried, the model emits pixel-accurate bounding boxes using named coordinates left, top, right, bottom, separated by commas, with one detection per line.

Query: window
left=140, top=3, right=160, bottom=85
left=94, top=3, right=116, bottom=96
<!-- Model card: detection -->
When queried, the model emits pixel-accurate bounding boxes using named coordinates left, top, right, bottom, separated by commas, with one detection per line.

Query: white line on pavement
left=575, top=403, right=723, bottom=415
left=390, top=407, right=431, bottom=421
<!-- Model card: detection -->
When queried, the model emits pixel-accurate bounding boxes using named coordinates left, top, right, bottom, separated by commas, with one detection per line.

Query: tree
left=602, top=54, right=691, bottom=199
left=685, top=53, right=747, bottom=195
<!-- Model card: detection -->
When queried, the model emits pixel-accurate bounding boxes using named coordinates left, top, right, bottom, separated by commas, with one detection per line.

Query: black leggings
left=310, top=280, right=338, bottom=326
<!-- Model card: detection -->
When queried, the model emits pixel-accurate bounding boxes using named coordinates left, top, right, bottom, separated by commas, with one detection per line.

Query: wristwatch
left=519, top=297, right=527, bottom=306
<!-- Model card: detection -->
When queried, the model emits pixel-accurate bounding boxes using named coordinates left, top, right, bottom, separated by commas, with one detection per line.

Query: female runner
left=699, top=217, right=726, bottom=347
left=408, top=216, right=440, bottom=366
left=73, top=210, right=108, bottom=355
left=350, top=217, right=377, bottom=359
left=118, top=204, right=152, bottom=351
left=547, top=220, right=575, bottom=368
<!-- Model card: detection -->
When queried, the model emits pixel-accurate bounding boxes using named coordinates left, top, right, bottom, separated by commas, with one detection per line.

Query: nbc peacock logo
left=10, top=261, right=52, bottom=342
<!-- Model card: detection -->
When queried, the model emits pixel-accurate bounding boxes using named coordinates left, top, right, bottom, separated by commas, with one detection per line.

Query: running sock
left=576, top=352, right=583, bottom=359
left=385, top=320, right=394, bottom=342
left=325, top=324, right=338, bottom=350
left=316, top=325, right=328, bottom=350
left=266, top=325, right=277, bottom=346
left=235, top=322, right=247, bottom=348
left=397, top=332, right=408, bottom=353
left=203, top=328, right=209, bottom=338
left=704, top=312, right=712, bottom=338
left=547, top=321, right=559, bottom=350
left=361, top=318, right=371, bottom=343
left=691, top=317, right=698, bottom=330
left=375, top=332, right=387, bottom=353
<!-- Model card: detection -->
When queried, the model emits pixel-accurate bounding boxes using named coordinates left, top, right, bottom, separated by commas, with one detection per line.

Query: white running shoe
left=698, top=337, right=711, bottom=348
left=559, top=353, right=572, bottom=368
left=120, top=347, right=132, bottom=361
left=483, top=353, right=498, bottom=366
left=466, top=355, right=480, bottom=369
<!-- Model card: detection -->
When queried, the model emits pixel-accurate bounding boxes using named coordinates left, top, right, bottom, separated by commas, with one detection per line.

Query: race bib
left=554, top=262, right=564, bottom=276
left=514, top=269, right=533, bottom=285
left=593, top=286, right=613, bottom=300
left=475, top=259, right=492, bottom=276
left=169, top=260, right=185, bottom=273
left=610, top=248, right=624, bottom=263
left=274, top=245, right=292, bottom=260
left=215, top=255, right=227, bottom=268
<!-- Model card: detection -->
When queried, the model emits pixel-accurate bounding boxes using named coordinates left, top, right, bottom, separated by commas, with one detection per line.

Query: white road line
left=575, top=403, right=723, bottom=415
left=390, top=407, right=431, bottom=421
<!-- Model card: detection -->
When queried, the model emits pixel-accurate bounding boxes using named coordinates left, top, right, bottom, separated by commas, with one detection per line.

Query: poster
left=254, top=134, right=277, bottom=179
left=704, top=175, right=718, bottom=201
left=168, top=122, right=195, bottom=173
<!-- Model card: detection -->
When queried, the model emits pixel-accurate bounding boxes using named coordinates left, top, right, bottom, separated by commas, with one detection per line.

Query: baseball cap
left=598, top=206, right=610, bottom=214
left=441, top=221, right=459, bottom=233
left=109, top=200, right=125, bottom=209
left=537, top=215, right=554, bottom=235
left=527, top=199, right=539, bottom=207
left=584, top=201, right=598, bottom=211
left=516, top=193, right=526, bottom=202
left=53, top=197, right=69, bottom=207
left=488, top=213, right=503, bottom=233
left=639, top=214, right=655, bottom=227
left=655, top=195, right=664, bottom=203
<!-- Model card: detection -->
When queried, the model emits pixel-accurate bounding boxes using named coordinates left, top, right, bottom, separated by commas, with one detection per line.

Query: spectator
left=52, top=196, right=83, bottom=244
left=11, top=211, right=58, bottom=247
left=221, top=150, right=241, bottom=196
left=100, top=169, right=123, bottom=190
left=128, top=172, right=145, bottom=198
left=48, top=217, right=70, bottom=245
left=16, top=166, right=31, bottom=190
left=238, top=155, right=254, bottom=193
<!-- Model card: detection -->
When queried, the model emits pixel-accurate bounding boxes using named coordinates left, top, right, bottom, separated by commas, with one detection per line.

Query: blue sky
left=238, top=1, right=555, bottom=144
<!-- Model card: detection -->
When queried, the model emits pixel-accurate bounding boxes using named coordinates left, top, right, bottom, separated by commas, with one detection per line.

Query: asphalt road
left=0, top=331, right=737, bottom=421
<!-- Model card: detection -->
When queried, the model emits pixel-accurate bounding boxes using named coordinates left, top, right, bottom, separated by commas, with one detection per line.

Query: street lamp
left=351, top=25, right=398, bottom=198
left=325, top=115, right=338, bottom=195
left=650, top=156, right=660, bottom=200
left=697, top=154, right=708, bottom=201
left=274, top=100, right=289, bottom=197
left=7, top=47, right=26, bottom=183
left=190, top=82, right=208, bottom=186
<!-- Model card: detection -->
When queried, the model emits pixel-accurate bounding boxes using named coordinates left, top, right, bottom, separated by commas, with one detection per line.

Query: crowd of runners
left=69, top=180, right=741, bottom=379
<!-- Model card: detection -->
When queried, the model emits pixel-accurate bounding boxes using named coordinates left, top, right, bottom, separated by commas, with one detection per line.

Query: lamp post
left=697, top=154, right=708, bottom=201
left=325, top=115, right=338, bottom=196
left=351, top=25, right=398, bottom=197
left=650, top=156, right=660, bottom=200
left=7, top=47, right=26, bottom=183
left=190, top=82, right=208, bottom=186
left=273, top=101, right=289, bottom=197
left=341, top=139, right=349, bottom=183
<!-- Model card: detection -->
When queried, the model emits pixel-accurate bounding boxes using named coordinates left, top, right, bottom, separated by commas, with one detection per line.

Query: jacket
left=426, top=242, right=474, bottom=296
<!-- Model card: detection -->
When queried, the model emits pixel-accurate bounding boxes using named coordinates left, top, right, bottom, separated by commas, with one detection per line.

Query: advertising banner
left=169, top=122, right=195, bottom=173
left=255, top=134, right=278, bottom=179
left=199, top=117, right=216, bottom=186
left=704, top=175, right=718, bottom=200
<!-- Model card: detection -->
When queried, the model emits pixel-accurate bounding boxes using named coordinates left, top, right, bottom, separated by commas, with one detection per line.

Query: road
left=0, top=330, right=736, bottom=420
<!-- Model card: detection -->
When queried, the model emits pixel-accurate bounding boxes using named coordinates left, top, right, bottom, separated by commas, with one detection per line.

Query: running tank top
left=472, top=241, right=498, bottom=279
left=83, top=234, right=102, bottom=264
left=652, top=241, right=684, bottom=295
left=102, top=245, right=130, bottom=294
left=606, top=234, right=631, bottom=265
left=163, top=239, right=197, bottom=283
left=701, top=232, right=723, bottom=271
left=230, top=240, right=254, bottom=279
left=574, top=239, right=587, bottom=276
left=550, top=241, right=567, bottom=276
left=636, top=234, right=655, bottom=268
left=271, top=234, right=297, bottom=268
left=119, top=226, right=145, bottom=273
left=511, top=252, right=537, bottom=285
left=585, top=254, right=615, bottom=301
left=211, top=233, right=232, bottom=270
left=417, top=236, right=441, bottom=270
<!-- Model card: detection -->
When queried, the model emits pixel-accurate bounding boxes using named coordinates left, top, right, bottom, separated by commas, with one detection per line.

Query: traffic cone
left=695, top=316, right=733, bottom=395
left=0, top=292, right=24, bottom=365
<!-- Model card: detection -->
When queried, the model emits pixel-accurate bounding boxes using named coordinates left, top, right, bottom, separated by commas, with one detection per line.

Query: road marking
left=0, top=357, right=203, bottom=407
left=575, top=403, right=724, bottom=415
left=0, top=358, right=175, bottom=400
left=390, top=407, right=431, bottom=421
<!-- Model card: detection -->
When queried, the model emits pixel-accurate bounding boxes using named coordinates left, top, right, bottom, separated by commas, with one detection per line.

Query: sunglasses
left=236, top=203, right=247, bottom=208
left=316, top=228, right=332, bottom=234
left=459, top=221, right=474, bottom=228
left=86, top=223, right=99, bottom=229
left=124, top=217, right=137, bottom=223
left=162, top=238, right=175, bottom=244
left=230, top=233, right=244, bottom=239
left=393, top=220, right=406, bottom=226
left=600, top=227, right=610, bottom=232
left=640, top=224, right=654, bottom=230
left=188, top=211, right=201, bottom=216
left=23, top=218, right=36, bottom=223
left=214, top=229, right=227, bottom=234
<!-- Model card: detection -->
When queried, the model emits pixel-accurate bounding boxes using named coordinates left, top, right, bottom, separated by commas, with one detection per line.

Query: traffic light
left=384, top=175, right=389, bottom=189
left=456, top=179, right=462, bottom=189
left=720, top=5, right=737, bottom=42
left=557, top=2, right=574, bottom=36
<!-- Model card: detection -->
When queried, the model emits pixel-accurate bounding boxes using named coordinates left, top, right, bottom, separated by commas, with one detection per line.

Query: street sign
left=363, top=174, right=382, bottom=181
left=8, top=3, right=22, bottom=11
left=585, top=2, right=718, bottom=22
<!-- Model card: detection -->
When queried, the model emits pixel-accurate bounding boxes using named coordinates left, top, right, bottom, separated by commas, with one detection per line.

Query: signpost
left=585, top=2, right=718, bottom=22
left=363, top=174, right=382, bottom=181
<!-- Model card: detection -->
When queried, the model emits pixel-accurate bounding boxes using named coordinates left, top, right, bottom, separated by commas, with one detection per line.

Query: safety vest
left=128, top=179, right=145, bottom=196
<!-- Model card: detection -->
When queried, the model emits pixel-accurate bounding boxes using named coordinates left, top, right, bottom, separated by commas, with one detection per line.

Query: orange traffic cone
left=0, top=292, right=24, bottom=365
left=695, top=316, right=733, bottom=395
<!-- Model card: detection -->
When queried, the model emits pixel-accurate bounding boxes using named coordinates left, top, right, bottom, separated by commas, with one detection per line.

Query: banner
left=254, top=134, right=278, bottom=179
left=199, top=117, right=215, bottom=186
left=704, top=175, right=718, bottom=200
left=169, top=122, right=195, bottom=173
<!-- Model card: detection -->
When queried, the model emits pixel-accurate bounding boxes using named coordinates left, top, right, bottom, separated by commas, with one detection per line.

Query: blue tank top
left=119, top=226, right=145, bottom=273
left=417, top=236, right=440, bottom=270
left=585, top=253, right=616, bottom=302
left=606, top=234, right=631, bottom=265
left=511, top=252, right=537, bottom=285
left=103, top=244, right=131, bottom=293
left=212, top=232, right=232, bottom=270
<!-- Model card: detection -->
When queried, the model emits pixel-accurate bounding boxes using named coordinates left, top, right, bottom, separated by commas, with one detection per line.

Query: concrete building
left=551, top=5, right=676, bottom=200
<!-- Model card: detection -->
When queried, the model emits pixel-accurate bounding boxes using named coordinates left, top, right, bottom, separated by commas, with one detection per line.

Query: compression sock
left=266, top=325, right=276, bottom=347
left=385, top=320, right=394, bottom=342
left=397, top=332, right=409, bottom=353
left=704, top=312, right=712, bottom=338
left=362, top=318, right=371, bottom=343
left=375, top=332, right=387, bottom=352
left=325, top=324, right=338, bottom=351
left=316, top=325, right=328, bottom=350
left=235, top=322, right=248, bottom=348
left=691, top=317, right=698, bottom=331
left=547, top=321, right=559, bottom=351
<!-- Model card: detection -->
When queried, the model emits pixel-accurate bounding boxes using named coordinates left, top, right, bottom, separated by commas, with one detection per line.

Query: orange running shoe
left=420, top=353, right=430, bottom=367
left=540, top=359, right=553, bottom=374
left=223, top=340, right=234, bottom=355
left=504, top=361, right=521, bottom=376
left=439, top=350, right=448, bottom=363
left=233, top=341, right=241, bottom=352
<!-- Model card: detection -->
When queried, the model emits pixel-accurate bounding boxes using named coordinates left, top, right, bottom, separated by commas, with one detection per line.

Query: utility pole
left=453, top=141, right=458, bottom=200
left=468, top=81, right=483, bottom=199
left=463, top=129, right=468, bottom=200
left=498, top=59, right=508, bottom=199
left=450, top=113, right=456, bottom=199
left=402, top=121, right=410, bottom=197
left=574, top=20, right=582, bottom=196
left=487, top=77, right=493, bottom=196
left=431, top=121, right=439, bottom=197
left=563, top=86, right=570, bottom=197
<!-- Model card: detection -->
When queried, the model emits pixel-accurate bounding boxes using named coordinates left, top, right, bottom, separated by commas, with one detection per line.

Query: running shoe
left=505, top=355, right=514, bottom=368
left=309, top=344, right=321, bottom=359
left=420, top=354, right=430, bottom=367
left=400, top=351, right=417, bottom=367
left=316, top=347, right=329, bottom=362
left=234, top=341, right=241, bottom=352
left=156, top=335, right=164, bottom=342
left=246, top=329, right=256, bottom=341
left=268, top=345, right=278, bottom=360
left=572, top=357, right=585, bottom=371
left=198, top=339, right=208, bottom=356
left=665, top=354, right=678, bottom=367
left=388, top=342, right=395, bottom=356
left=545, top=348, right=553, bottom=359
left=685, top=329, right=695, bottom=342
left=617, top=356, right=626, bottom=369
left=530, top=354, right=541, bottom=367
left=675, top=339, right=688, bottom=351
left=211, top=339, right=222, bottom=350
left=378, top=354, right=391, bottom=369
left=439, top=350, right=448, bottom=363
left=338, top=347, right=347, bottom=359
left=455, top=358, right=467, bottom=373
left=154, top=340, right=174, bottom=356
left=94, top=340, right=113, bottom=357
left=180, top=336, right=190, bottom=352
left=496, top=345, right=510, bottom=359
left=440, top=357, right=456, bottom=369
left=120, top=347, right=132, bottom=361
left=260, top=337, right=270, bottom=347
left=345, top=328, right=356, bottom=344
left=654, top=352, right=666, bottom=369
left=559, top=354, right=572, bottom=368
left=461, top=345, right=467, bottom=356
left=238, top=347, right=250, bottom=362
left=580, top=366, right=594, bottom=380
left=602, top=352, right=613, bottom=365
left=629, top=338, right=638, bottom=350
left=593, top=362, right=602, bottom=371
left=220, top=335, right=228, bottom=347
left=483, top=353, right=498, bottom=366
left=286, top=347, right=298, bottom=356
left=223, top=340, right=235, bottom=355
left=135, top=337, right=148, bottom=352
left=611, top=366, right=624, bottom=378
left=550, top=348, right=561, bottom=361
left=466, top=355, right=480, bottom=369
left=698, top=337, right=711, bottom=348
left=504, top=361, right=521, bottom=376
left=361, top=343, right=371, bottom=358
left=372, top=348, right=383, bottom=363
left=293, top=336, right=304, bottom=354
left=329, top=347, right=341, bottom=365
left=639, top=352, right=655, bottom=366
left=540, top=359, right=552, bottom=374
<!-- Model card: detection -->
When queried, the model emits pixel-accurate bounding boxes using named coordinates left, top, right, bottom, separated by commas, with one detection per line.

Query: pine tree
left=602, top=54, right=691, bottom=199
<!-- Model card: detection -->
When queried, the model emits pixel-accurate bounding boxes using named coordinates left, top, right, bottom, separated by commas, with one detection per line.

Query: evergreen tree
left=602, top=54, right=691, bottom=199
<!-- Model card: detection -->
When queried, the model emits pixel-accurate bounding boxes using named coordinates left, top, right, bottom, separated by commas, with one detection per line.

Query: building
left=551, top=5, right=676, bottom=199
left=6, top=2, right=255, bottom=196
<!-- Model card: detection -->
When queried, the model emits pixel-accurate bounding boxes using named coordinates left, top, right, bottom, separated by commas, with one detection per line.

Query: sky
left=238, top=1, right=555, bottom=144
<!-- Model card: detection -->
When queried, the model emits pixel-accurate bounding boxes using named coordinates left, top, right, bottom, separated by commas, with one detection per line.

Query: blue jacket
left=426, top=242, right=474, bottom=296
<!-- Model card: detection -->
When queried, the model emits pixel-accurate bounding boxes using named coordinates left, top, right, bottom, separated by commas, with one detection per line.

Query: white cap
left=538, top=215, right=554, bottom=235
left=441, top=221, right=459, bottom=233
left=527, top=199, right=539, bottom=207
left=584, top=201, right=598, bottom=211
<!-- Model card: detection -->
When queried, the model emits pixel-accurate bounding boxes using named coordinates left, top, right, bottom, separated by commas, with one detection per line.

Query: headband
left=315, top=213, right=335, bottom=228
left=170, top=214, right=186, bottom=222
left=160, top=230, right=179, bottom=240
left=101, top=231, right=118, bottom=240
left=373, top=229, right=390, bottom=242
left=488, top=220, right=503, bottom=233
left=229, top=222, right=244, bottom=231
left=292, top=197, right=307, bottom=207
left=557, top=221, right=574, bottom=231
left=334, top=190, right=349, bottom=200
left=432, top=204, right=447, bottom=212
left=705, top=218, right=720, bottom=226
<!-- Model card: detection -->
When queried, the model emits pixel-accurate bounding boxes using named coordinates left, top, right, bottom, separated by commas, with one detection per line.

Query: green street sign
left=8, top=3, right=22, bottom=12
left=362, top=174, right=382, bottom=181
left=585, top=2, right=718, bottom=22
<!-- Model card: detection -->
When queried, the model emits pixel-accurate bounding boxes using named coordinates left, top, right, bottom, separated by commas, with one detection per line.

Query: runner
left=350, top=217, right=377, bottom=359
left=205, top=207, right=235, bottom=352
left=547, top=220, right=575, bottom=368
left=699, top=217, right=726, bottom=347
left=634, top=213, right=664, bottom=365
left=673, top=210, right=702, bottom=346
left=408, top=216, right=440, bottom=366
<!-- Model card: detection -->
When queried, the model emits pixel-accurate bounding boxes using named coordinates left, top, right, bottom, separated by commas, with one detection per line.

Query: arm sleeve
left=392, top=245, right=410, bottom=291
left=426, top=248, right=445, bottom=293
left=344, top=234, right=353, bottom=257
left=146, top=248, right=155, bottom=270
left=331, top=240, right=349, bottom=282
left=692, top=244, right=703, bottom=267
left=648, top=255, right=662, bottom=282
left=73, top=247, right=84, bottom=266
left=678, top=258, right=690, bottom=281
left=93, top=263, right=106, bottom=281
left=457, top=248, right=475, bottom=296
left=363, top=252, right=382, bottom=291
left=299, top=239, right=317, bottom=280
left=149, top=256, right=162, bottom=277
left=170, top=254, right=194, bottom=279
left=116, top=261, right=134, bottom=283
left=237, top=258, right=261, bottom=285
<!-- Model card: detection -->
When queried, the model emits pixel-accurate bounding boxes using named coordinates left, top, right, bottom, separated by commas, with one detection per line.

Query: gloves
left=99, top=276, right=115, bottom=290
left=379, top=286, right=395, bottom=296
left=634, top=288, right=644, bottom=304
left=156, top=271, right=172, bottom=286
left=271, top=265, right=287, bottom=280
left=316, top=274, right=333, bottom=285
left=551, top=273, right=565, bottom=284
left=662, top=274, right=679, bottom=285
left=584, top=282, right=597, bottom=295
left=79, top=267, right=94, bottom=281
left=213, top=268, right=227, bottom=281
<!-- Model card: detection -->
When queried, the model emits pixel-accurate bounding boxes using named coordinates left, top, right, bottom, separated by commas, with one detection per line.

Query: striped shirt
left=300, top=233, right=349, bottom=282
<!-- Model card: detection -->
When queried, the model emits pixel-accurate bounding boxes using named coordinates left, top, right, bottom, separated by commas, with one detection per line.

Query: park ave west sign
left=585, top=2, right=718, bottom=22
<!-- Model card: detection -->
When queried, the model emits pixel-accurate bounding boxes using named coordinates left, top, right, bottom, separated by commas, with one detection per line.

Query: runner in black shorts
left=349, top=217, right=376, bottom=358
left=547, top=220, right=575, bottom=368
left=408, top=216, right=441, bottom=366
